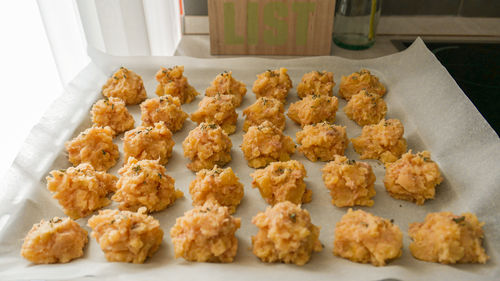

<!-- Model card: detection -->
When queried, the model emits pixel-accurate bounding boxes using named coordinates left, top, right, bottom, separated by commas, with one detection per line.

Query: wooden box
left=208, top=0, right=336, bottom=55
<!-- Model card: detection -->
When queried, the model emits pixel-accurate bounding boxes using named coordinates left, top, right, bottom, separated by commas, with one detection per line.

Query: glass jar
left=333, top=0, right=382, bottom=50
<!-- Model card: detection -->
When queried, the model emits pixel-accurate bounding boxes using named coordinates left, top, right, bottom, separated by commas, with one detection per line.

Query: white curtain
left=38, top=0, right=182, bottom=85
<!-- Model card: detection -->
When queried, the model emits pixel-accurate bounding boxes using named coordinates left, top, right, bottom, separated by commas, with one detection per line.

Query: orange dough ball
left=101, top=67, right=147, bottom=105
left=140, top=95, right=188, bottom=132
left=91, top=97, right=134, bottom=135
left=351, top=119, right=407, bottom=163
left=182, top=123, right=232, bottom=172
left=333, top=209, right=403, bottom=266
left=297, top=70, right=335, bottom=98
left=251, top=160, right=311, bottom=205
left=241, top=121, right=295, bottom=168
left=287, top=94, right=338, bottom=127
left=252, top=68, right=292, bottom=103
left=88, top=207, right=163, bottom=263
left=321, top=156, right=376, bottom=207
left=384, top=150, right=443, bottom=205
left=65, top=126, right=119, bottom=171
left=46, top=163, right=117, bottom=219
left=155, top=65, right=199, bottom=104
left=191, top=94, right=238, bottom=135
left=344, top=90, right=387, bottom=126
left=243, top=97, right=285, bottom=132
left=123, top=121, right=175, bottom=165
left=205, top=71, right=247, bottom=107
left=170, top=201, right=241, bottom=263
left=21, top=217, right=88, bottom=264
left=339, top=69, right=386, bottom=101
left=409, top=212, right=489, bottom=264
left=112, top=157, right=183, bottom=212
left=296, top=122, right=348, bottom=162
left=189, top=165, right=244, bottom=214
left=251, top=201, right=322, bottom=266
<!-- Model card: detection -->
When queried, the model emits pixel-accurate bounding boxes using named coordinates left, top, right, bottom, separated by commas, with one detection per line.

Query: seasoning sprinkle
left=453, top=216, right=465, bottom=224
left=50, top=218, right=62, bottom=223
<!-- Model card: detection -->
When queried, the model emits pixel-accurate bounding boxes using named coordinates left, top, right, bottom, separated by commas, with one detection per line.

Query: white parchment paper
left=0, top=38, right=498, bottom=281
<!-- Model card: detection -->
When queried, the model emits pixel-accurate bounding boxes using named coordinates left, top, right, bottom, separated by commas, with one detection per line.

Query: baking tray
left=0, top=38, right=498, bottom=281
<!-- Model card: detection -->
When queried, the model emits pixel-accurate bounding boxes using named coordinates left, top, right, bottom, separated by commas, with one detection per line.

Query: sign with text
left=208, top=0, right=335, bottom=55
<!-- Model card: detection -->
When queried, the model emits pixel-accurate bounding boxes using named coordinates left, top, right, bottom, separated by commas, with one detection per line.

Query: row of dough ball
left=191, top=117, right=407, bottom=169
left=65, top=118, right=345, bottom=175
left=64, top=121, right=175, bottom=172
left=46, top=143, right=443, bottom=228
left=100, top=65, right=199, bottom=106
left=46, top=158, right=183, bottom=220
left=21, top=203, right=488, bottom=266
left=183, top=120, right=345, bottom=170
left=102, top=64, right=383, bottom=107
left=243, top=148, right=442, bottom=209
left=90, top=94, right=188, bottom=137
left=44, top=157, right=242, bottom=224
